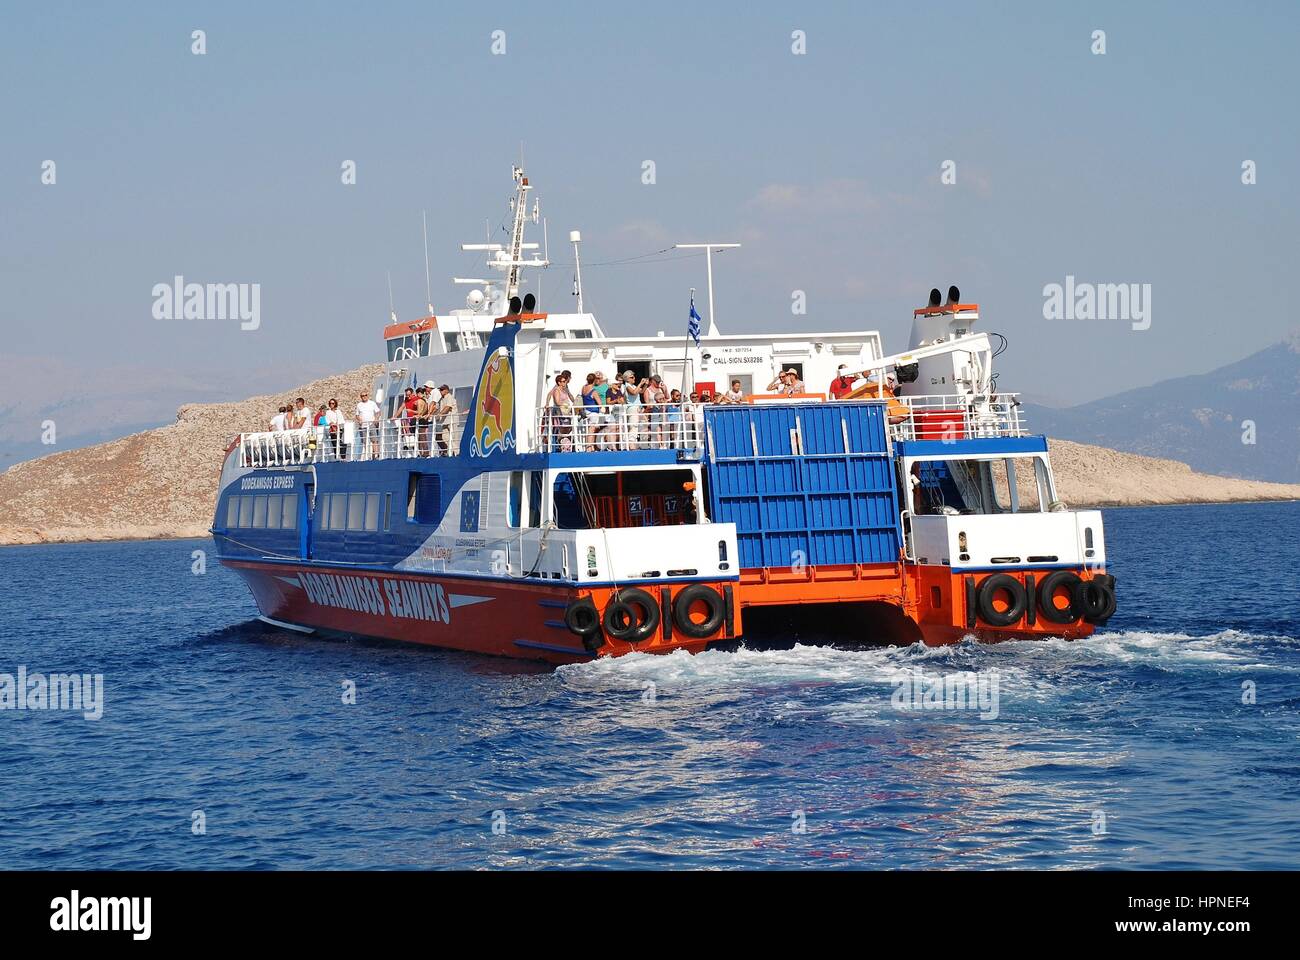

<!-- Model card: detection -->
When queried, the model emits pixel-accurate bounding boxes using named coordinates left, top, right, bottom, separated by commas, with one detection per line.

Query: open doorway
left=615, top=359, right=651, bottom=384
left=553, top=469, right=697, bottom=529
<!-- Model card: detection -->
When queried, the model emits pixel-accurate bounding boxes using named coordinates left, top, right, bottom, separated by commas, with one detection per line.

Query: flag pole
left=682, top=286, right=696, bottom=395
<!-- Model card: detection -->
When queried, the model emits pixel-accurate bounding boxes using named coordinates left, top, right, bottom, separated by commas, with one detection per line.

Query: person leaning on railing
left=666, top=389, right=685, bottom=446
left=644, top=375, right=668, bottom=448
left=579, top=373, right=602, bottom=449
left=766, top=369, right=805, bottom=396
left=546, top=373, right=577, bottom=451
left=414, top=383, right=435, bottom=456
left=324, top=398, right=345, bottom=460
left=434, top=384, right=457, bottom=456
left=599, top=385, right=625, bottom=449
left=618, top=371, right=644, bottom=448
left=355, top=391, right=380, bottom=460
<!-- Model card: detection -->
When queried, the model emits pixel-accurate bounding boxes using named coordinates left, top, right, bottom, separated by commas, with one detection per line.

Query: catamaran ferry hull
left=224, top=558, right=730, bottom=664
left=211, top=166, right=1116, bottom=665
left=224, top=554, right=1110, bottom=662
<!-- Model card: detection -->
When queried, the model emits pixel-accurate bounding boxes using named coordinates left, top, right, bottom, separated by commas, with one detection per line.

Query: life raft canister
left=976, top=573, right=1028, bottom=627
left=671, top=584, right=727, bottom=639
left=1037, top=570, right=1083, bottom=624
left=602, top=588, right=660, bottom=643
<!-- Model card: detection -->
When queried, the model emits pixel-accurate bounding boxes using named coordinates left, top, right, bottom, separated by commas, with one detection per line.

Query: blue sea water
left=1, top=501, right=1297, bottom=870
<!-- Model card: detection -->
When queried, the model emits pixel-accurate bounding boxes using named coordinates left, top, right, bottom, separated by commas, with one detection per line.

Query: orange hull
left=226, top=559, right=1105, bottom=662
left=734, top=562, right=1108, bottom=647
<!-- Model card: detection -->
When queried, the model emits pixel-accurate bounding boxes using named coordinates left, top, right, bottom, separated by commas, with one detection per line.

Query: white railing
left=889, top=393, right=1026, bottom=442
left=236, top=416, right=467, bottom=467
left=232, top=394, right=1028, bottom=467
left=534, top=404, right=705, bottom=453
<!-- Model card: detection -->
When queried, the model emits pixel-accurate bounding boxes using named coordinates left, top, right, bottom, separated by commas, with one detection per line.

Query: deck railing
left=231, top=394, right=1027, bottom=467
left=888, top=393, right=1026, bottom=442
left=533, top=404, right=705, bottom=453
left=235, top=416, right=467, bottom=468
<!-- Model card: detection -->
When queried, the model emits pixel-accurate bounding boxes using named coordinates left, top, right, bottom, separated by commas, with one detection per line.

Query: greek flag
left=688, top=297, right=702, bottom=345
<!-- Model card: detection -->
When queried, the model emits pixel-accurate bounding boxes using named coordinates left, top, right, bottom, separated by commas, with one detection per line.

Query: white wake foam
left=557, top=629, right=1297, bottom=696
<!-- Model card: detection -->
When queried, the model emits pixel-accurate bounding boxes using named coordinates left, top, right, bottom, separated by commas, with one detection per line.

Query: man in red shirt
left=829, top=365, right=858, bottom=400
left=401, top=386, right=419, bottom=454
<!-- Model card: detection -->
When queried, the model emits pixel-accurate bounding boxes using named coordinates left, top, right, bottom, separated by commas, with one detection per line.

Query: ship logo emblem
left=472, top=347, right=514, bottom=456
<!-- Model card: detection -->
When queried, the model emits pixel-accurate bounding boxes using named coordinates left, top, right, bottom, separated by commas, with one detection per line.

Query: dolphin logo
left=472, top=348, right=514, bottom=456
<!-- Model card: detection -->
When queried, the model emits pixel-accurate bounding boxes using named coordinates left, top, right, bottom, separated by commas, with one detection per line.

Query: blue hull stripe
left=512, top=639, right=595, bottom=658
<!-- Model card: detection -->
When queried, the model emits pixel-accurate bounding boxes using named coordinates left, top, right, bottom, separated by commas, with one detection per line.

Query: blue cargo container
left=702, top=402, right=902, bottom=570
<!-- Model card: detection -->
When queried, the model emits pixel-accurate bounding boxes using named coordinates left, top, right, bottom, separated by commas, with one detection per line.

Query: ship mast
left=456, top=165, right=548, bottom=314
left=503, top=165, right=540, bottom=299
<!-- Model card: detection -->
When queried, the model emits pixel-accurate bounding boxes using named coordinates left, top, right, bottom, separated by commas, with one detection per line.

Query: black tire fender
left=1076, top=577, right=1115, bottom=624
left=671, top=584, right=726, bottom=639
left=976, top=573, right=1028, bottom=628
left=602, top=588, right=660, bottom=643
left=563, top=597, right=600, bottom=636
left=1037, top=571, right=1082, bottom=624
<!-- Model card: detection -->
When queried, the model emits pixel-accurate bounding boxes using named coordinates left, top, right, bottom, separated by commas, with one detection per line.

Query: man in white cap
left=435, top=384, right=458, bottom=456
left=417, top=382, right=436, bottom=455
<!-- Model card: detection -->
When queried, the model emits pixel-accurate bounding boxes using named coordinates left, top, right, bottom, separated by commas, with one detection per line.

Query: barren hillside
left=0, top=368, right=1296, bottom=546
left=0, top=365, right=381, bottom=545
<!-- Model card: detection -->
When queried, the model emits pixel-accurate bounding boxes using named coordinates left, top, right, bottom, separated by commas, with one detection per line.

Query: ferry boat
left=212, top=166, right=1117, bottom=663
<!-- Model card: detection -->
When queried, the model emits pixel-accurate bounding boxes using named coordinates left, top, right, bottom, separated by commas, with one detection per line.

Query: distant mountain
left=0, top=364, right=383, bottom=544
left=1022, top=333, right=1300, bottom=484
left=0, top=356, right=335, bottom=468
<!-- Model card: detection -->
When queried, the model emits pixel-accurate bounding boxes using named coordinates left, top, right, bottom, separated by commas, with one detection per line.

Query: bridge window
left=910, top=457, right=1050, bottom=515
left=282, top=495, right=297, bottom=530
left=226, top=497, right=238, bottom=528
left=265, top=494, right=282, bottom=529
left=386, top=335, right=412, bottom=361
left=238, top=496, right=254, bottom=528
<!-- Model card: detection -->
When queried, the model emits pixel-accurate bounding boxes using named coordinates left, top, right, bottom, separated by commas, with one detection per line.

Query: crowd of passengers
left=541, top=364, right=888, bottom=451
left=255, top=381, right=459, bottom=462
left=248, top=363, right=893, bottom=461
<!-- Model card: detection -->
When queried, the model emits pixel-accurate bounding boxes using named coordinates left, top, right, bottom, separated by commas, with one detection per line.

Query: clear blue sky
left=3, top=1, right=1296, bottom=404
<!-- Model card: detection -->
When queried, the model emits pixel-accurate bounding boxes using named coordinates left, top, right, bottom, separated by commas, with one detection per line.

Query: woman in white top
left=324, top=398, right=346, bottom=460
